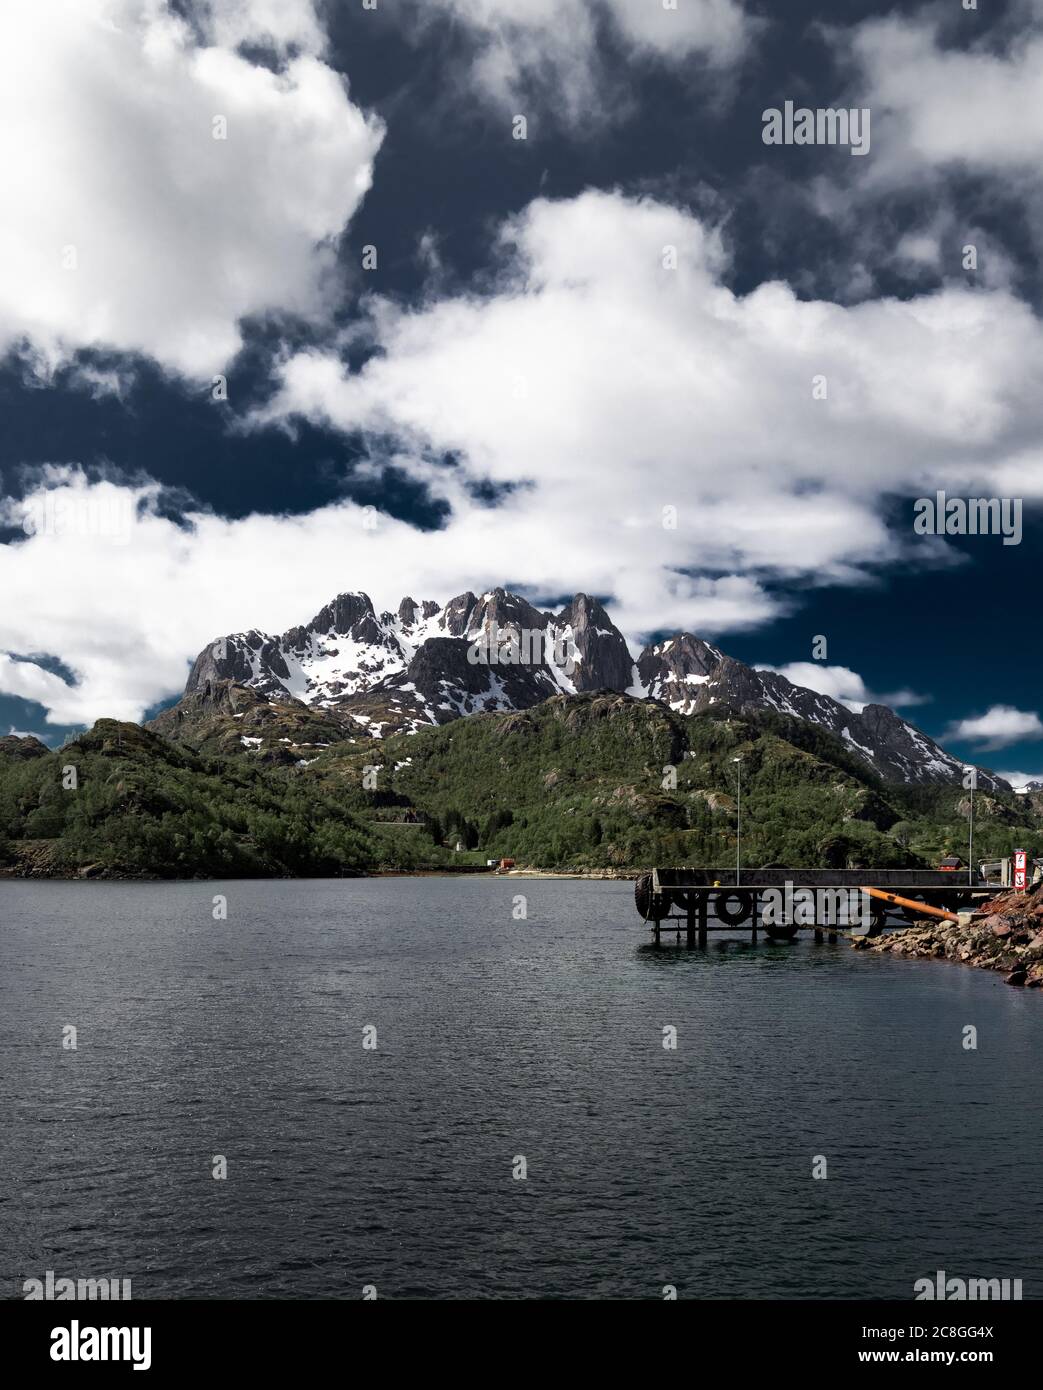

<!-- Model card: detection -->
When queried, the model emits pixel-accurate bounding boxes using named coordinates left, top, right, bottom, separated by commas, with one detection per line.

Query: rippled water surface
left=2, top=878, right=1041, bottom=1299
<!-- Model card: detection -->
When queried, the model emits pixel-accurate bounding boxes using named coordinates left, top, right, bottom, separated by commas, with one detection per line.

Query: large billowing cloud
left=0, top=0, right=382, bottom=378
left=4, top=191, right=1043, bottom=725
left=404, top=0, right=751, bottom=125
left=260, top=190, right=1043, bottom=617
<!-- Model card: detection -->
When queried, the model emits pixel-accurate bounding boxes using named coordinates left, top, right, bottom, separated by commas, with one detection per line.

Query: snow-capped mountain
left=185, top=589, right=632, bottom=736
left=181, top=587, right=1008, bottom=791
left=633, top=636, right=1008, bottom=793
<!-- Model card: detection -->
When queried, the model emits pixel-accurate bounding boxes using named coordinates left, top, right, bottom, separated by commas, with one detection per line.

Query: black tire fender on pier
left=713, top=889, right=753, bottom=926
left=635, top=873, right=668, bottom=921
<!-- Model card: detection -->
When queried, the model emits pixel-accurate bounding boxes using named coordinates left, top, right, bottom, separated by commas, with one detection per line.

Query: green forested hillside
left=304, top=693, right=1043, bottom=870
left=0, top=720, right=438, bottom=878
left=2, top=693, right=1041, bottom=878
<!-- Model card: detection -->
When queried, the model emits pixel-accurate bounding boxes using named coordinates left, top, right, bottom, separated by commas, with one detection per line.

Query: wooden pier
left=634, top=867, right=993, bottom=946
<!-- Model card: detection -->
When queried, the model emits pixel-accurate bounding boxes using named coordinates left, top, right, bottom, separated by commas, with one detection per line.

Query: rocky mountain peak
left=179, top=583, right=1007, bottom=793
left=470, top=587, right=550, bottom=636
left=440, top=591, right=478, bottom=636
left=0, top=733, right=50, bottom=761
left=636, top=632, right=723, bottom=705
left=550, top=593, right=631, bottom=691
left=307, top=591, right=381, bottom=642
left=396, top=596, right=418, bottom=625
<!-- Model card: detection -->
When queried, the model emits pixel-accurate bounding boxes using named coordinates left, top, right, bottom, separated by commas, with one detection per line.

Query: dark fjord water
left=1, top=878, right=1041, bottom=1300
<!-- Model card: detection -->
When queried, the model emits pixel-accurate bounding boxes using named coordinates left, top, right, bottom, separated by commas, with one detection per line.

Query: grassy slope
left=305, top=692, right=1042, bottom=870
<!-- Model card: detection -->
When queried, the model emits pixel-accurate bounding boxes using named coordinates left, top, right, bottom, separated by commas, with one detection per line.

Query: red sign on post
left=1013, top=849, right=1028, bottom=894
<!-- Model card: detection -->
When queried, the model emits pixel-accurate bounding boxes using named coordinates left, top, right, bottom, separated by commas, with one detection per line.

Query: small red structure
left=499, top=857, right=515, bottom=871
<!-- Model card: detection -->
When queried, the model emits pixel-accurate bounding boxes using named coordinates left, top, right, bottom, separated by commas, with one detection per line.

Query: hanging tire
left=714, top=889, right=753, bottom=926
left=635, top=873, right=668, bottom=921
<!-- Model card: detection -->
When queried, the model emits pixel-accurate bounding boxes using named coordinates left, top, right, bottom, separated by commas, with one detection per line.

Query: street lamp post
left=732, top=756, right=742, bottom=886
left=965, top=767, right=975, bottom=885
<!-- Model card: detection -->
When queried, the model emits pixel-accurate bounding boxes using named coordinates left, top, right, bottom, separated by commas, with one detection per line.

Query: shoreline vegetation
left=0, top=864, right=637, bottom=882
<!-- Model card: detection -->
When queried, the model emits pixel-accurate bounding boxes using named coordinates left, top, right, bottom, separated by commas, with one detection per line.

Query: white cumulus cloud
left=755, top=663, right=927, bottom=714
left=850, top=14, right=1043, bottom=182
left=260, top=191, right=1043, bottom=623
left=946, top=706, right=1043, bottom=752
left=0, top=0, right=383, bottom=378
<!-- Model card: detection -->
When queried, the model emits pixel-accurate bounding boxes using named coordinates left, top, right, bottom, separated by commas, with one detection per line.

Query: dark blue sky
left=1, top=0, right=1040, bottom=778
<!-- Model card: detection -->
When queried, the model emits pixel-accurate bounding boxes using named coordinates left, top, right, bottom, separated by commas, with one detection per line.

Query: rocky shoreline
left=853, top=884, right=1043, bottom=987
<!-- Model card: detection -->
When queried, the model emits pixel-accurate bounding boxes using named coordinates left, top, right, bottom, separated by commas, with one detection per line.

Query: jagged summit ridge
left=186, top=588, right=634, bottom=734
left=183, top=587, right=1007, bottom=791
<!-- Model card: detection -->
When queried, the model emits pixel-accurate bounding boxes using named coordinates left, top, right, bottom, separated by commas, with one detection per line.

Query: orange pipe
left=861, top=886, right=959, bottom=923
